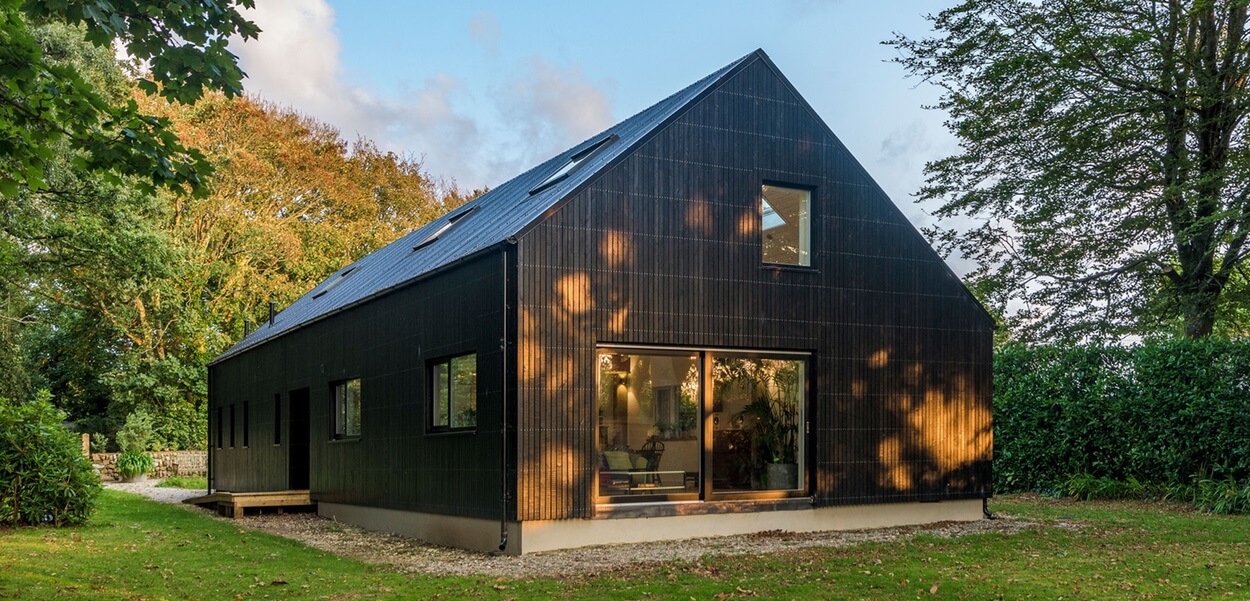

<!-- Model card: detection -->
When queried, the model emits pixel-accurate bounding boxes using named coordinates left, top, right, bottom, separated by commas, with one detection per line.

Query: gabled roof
left=213, top=50, right=762, bottom=363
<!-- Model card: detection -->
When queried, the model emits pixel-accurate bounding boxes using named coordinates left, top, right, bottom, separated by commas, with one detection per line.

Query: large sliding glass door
left=597, top=350, right=702, bottom=499
left=596, top=347, right=808, bottom=503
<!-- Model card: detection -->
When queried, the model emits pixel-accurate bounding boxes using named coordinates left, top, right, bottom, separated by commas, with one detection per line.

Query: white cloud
left=469, top=12, right=501, bottom=56
left=497, top=57, right=615, bottom=168
left=228, top=0, right=615, bottom=192
left=229, top=0, right=484, bottom=183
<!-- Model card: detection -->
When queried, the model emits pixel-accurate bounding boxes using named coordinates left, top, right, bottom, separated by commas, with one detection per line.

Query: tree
left=0, top=0, right=258, bottom=196
left=889, top=0, right=1250, bottom=340
left=14, top=89, right=456, bottom=449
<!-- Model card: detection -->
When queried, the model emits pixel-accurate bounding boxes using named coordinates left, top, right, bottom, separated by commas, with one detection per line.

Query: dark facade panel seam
left=715, top=89, right=805, bottom=106
left=674, top=121, right=833, bottom=145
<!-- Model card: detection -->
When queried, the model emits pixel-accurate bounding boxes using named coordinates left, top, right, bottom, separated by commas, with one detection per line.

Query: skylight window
left=529, top=135, right=618, bottom=195
left=413, top=205, right=478, bottom=252
left=761, top=199, right=787, bottom=231
left=311, top=265, right=358, bottom=299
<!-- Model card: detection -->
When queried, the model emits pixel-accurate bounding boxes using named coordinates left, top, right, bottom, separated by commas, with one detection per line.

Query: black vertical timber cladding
left=208, top=251, right=507, bottom=519
left=514, top=58, right=994, bottom=521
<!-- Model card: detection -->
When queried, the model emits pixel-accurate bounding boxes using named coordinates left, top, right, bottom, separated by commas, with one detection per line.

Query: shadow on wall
left=822, top=346, right=992, bottom=501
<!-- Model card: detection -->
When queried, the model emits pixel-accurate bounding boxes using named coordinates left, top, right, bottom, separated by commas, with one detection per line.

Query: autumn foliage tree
left=43, top=92, right=459, bottom=448
left=14, top=80, right=461, bottom=447
left=890, top=0, right=1250, bottom=341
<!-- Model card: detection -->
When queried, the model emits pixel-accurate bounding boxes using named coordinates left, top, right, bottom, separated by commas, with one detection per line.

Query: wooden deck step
left=183, top=489, right=313, bottom=519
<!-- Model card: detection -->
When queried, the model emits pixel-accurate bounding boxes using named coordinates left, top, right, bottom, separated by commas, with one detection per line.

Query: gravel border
left=105, top=480, right=204, bottom=505
left=109, top=480, right=1044, bottom=579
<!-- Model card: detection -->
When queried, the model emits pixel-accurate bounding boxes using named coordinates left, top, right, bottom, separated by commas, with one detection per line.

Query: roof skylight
left=413, top=205, right=478, bottom=252
left=311, top=265, right=358, bottom=299
left=761, top=199, right=787, bottom=230
left=529, top=135, right=618, bottom=195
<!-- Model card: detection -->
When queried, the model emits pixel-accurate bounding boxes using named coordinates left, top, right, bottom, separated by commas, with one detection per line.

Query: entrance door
left=288, top=388, right=310, bottom=490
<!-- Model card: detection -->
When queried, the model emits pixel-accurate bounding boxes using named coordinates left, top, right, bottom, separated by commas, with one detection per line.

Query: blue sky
left=229, top=1, right=960, bottom=251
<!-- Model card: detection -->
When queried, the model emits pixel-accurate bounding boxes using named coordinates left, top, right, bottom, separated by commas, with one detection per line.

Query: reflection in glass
left=761, top=185, right=811, bottom=266
left=334, top=378, right=362, bottom=438
left=597, top=351, right=700, bottom=498
left=712, top=357, right=804, bottom=492
left=431, top=353, right=477, bottom=430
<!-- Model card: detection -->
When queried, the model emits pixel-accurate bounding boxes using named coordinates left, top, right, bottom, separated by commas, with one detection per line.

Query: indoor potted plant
left=735, top=393, right=799, bottom=490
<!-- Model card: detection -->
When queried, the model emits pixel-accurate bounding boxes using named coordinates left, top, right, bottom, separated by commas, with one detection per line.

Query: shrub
left=1194, top=477, right=1250, bottom=515
left=114, top=408, right=156, bottom=453
left=0, top=391, right=101, bottom=526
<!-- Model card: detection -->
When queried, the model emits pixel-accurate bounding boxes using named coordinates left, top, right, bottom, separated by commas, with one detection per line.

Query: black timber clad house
left=208, top=50, right=995, bottom=554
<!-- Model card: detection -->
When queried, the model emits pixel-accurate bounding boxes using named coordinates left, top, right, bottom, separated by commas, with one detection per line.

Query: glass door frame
left=594, top=344, right=813, bottom=505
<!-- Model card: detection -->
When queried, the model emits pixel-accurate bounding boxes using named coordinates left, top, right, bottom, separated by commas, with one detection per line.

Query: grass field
left=0, top=492, right=1246, bottom=600
left=155, top=475, right=209, bottom=489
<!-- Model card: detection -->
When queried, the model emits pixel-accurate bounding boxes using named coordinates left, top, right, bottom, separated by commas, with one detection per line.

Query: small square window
left=761, top=184, right=812, bottom=266
left=430, top=353, right=477, bottom=431
left=332, top=379, right=362, bottom=439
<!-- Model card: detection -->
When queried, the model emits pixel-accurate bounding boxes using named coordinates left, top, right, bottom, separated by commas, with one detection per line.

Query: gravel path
left=109, top=480, right=1044, bottom=579
left=104, top=480, right=204, bottom=504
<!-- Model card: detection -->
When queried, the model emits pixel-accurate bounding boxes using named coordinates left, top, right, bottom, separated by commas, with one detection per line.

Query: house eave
left=208, top=240, right=514, bottom=367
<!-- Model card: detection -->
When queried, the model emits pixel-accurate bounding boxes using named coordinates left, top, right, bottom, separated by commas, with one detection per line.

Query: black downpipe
left=982, top=489, right=995, bottom=520
left=498, top=246, right=511, bottom=552
left=207, top=402, right=214, bottom=495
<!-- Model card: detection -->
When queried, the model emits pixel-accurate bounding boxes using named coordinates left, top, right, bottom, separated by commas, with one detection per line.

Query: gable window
left=430, top=353, right=477, bottom=431
left=332, top=379, right=362, bottom=439
left=760, top=184, right=811, bottom=266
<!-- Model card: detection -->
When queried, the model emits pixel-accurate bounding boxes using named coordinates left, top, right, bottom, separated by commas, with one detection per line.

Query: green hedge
left=994, top=339, right=1250, bottom=493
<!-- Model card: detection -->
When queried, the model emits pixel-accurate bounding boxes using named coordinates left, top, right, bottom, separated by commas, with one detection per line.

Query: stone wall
left=91, top=451, right=207, bottom=481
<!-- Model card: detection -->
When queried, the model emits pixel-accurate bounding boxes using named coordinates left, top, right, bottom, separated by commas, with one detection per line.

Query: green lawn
left=0, top=492, right=1247, bottom=600
left=155, top=475, right=210, bottom=489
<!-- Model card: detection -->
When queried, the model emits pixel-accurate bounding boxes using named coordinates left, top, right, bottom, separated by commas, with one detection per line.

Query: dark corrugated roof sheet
left=214, top=50, right=761, bottom=363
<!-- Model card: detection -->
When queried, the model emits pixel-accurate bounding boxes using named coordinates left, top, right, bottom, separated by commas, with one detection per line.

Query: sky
left=227, top=0, right=962, bottom=267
